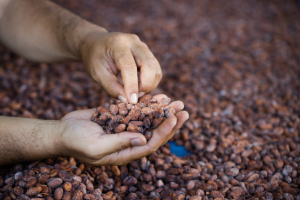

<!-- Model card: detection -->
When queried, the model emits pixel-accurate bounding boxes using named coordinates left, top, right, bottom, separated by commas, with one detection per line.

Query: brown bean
left=47, top=178, right=63, bottom=188
left=38, top=173, right=49, bottom=184
left=54, top=187, right=63, bottom=200
left=96, top=107, right=108, bottom=115
left=73, top=191, right=83, bottom=200
left=128, top=108, right=141, bottom=121
left=127, top=125, right=142, bottom=133
left=117, top=103, right=128, bottom=115
left=25, top=186, right=42, bottom=196
left=153, top=108, right=164, bottom=118
left=62, top=182, right=72, bottom=192
left=123, top=176, right=137, bottom=186
left=141, top=107, right=153, bottom=115
left=153, top=117, right=164, bottom=128
left=114, top=124, right=126, bottom=133
left=62, top=192, right=71, bottom=200
left=128, top=121, right=144, bottom=126
left=109, top=104, right=118, bottom=115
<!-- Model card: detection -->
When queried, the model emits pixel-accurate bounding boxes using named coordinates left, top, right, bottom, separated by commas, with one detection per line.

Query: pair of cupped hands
left=59, top=32, right=189, bottom=166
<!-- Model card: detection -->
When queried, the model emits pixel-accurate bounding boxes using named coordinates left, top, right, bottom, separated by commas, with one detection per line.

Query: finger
left=150, top=64, right=163, bottom=91
left=152, top=94, right=184, bottom=113
left=147, top=115, right=177, bottom=149
left=168, top=101, right=184, bottom=113
left=162, top=111, right=189, bottom=145
left=138, top=92, right=145, bottom=98
left=100, top=116, right=177, bottom=165
left=94, top=132, right=147, bottom=159
left=152, top=94, right=168, bottom=102
left=132, top=43, right=160, bottom=93
left=114, top=48, right=139, bottom=104
left=62, top=109, right=96, bottom=120
left=92, top=64, right=127, bottom=102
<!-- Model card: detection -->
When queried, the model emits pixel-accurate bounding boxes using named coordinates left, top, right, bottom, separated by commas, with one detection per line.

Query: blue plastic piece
left=168, top=141, right=191, bottom=157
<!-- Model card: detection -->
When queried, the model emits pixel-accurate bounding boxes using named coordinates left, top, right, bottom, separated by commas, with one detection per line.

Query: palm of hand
left=58, top=95, right=189, bottom=166
left=59, top=109, right=108, bottom=164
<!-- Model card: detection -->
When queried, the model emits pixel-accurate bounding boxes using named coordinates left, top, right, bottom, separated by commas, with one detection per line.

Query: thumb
left=99, top=132, right=147, bottom=155
left=114, top=48, right=139, bottom=104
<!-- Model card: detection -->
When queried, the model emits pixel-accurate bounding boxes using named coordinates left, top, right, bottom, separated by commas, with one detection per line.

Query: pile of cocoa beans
left=90, top=95, right=175, bottom=139
left=0, top=156, right=206, bottom=200
left=1, top=0, right=300, bottom=199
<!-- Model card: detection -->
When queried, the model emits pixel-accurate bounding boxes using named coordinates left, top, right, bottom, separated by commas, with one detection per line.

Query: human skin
left=0, top=0, right=189, bottom=165
left=0, top=0, right=162, bottom=103
left=0, top=95, right=189, bottom=166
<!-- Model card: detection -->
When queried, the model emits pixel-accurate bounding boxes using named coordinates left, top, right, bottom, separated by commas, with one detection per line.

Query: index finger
left=114, top=48, right=139, bottom=104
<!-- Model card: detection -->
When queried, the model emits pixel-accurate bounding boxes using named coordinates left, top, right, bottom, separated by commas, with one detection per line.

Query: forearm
left=0, top=0, right=107, bottom=62
left=0, top=116, right=61, bottom=165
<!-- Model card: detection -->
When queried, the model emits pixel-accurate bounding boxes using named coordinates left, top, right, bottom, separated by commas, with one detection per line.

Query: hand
left=57, top=94, right=189, bottom=166
left=80, top=32, right=162, bottom=104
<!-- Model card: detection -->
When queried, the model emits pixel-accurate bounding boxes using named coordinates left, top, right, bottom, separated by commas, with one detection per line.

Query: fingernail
left=130, top=93, right=138, bottom=104
left=118, top=95, right=127, bottom=103
left=131, top=138, right=145, bottom=146
left=138, top=92, right=145, bottom=98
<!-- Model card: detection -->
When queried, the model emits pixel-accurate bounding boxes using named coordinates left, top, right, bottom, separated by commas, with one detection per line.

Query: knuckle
left=115, top=141, right=129, bottom=152
left=110, top=33, right=125, bottom=43
left=140, top=42, right=149, bottom=48
left=115, top=50, right=128, bottom=61
left=107, top=33, right=128, bottom=50
left=130, top=34, right=140, bottom=41
left=126, top=82, right=139, bottom=90
left=122, top=63, right=137, bottom=71
left=146, top=56, right=159, bottom=68
left=155, top=71, right=163, bottom=80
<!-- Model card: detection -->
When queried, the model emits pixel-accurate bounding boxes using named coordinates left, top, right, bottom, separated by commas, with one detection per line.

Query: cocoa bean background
left=1, top=0, right=300, bottom=199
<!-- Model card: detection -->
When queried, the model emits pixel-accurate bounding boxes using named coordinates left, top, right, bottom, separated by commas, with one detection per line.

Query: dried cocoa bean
left=25, top=186, right=42, bottom=196
left=47, top=178, right=63, bottom=188
left=54, top=187, right=63, bottom=200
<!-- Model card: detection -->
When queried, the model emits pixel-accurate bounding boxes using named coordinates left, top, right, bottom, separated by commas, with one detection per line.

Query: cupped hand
left=80, top=32, right=162, bottom=104
left=57, top=94, right=189, bottom=166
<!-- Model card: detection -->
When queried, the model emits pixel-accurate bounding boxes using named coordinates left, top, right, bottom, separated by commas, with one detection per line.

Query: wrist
left=42, top=120, right=66, bottom=158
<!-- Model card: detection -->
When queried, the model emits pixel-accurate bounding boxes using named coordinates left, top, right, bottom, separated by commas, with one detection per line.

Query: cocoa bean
left=141, top=107, right=153, bottom=115
left=117, top=103, right=128, bottom=116
left=164, top=108, right=175, bottom=118
left=109, top=105, right=118, bottom=115
left=38, top=173, right=49, bottom=184
left=128, top=121, right=144, bottom=126
left=72, top=191, right=83, bottom=200
left=123, top=176, right=137, bottom=186
left=126, top=125, right=141, bottom=133
left=114, top=124, right=126, bottom=133
left=25, top=186, right=42, bottom=196
left=62, top=182, right=72, bottom=192
left=47, top=178, right=63, bottom=188
left=96, top=107, right=107, bottom=115
left=54, top=187, right=63, bottom=200
left=152, top=117, right=164, bottom=128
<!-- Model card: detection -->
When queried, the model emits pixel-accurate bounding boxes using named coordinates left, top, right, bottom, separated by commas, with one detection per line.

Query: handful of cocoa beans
left=90, top=94, right=175, bottom=140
